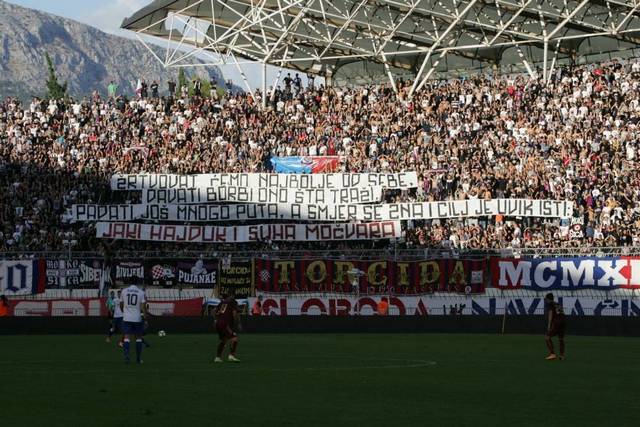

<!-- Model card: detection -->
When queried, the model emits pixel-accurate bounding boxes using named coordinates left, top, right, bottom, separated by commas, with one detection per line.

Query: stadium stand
left=1, top=59, right=640, bottom=254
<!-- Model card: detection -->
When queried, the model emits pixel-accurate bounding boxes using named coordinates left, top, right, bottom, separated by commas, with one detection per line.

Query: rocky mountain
left=0, top=0, right=228, bottom=100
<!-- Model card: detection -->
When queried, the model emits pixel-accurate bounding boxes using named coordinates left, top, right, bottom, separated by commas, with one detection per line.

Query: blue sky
left=7, top=0, right=294, bottom=88
left=8, top=0, right=149, bottom=37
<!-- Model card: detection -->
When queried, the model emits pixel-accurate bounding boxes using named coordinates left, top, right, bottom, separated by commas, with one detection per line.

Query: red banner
left=253, top=259, right=486, bottom=294
left=146, top=298, right=203, bottom=316
left=8, top=298, right=107, bottom=316
left=5, top=297, right=203, bottom=316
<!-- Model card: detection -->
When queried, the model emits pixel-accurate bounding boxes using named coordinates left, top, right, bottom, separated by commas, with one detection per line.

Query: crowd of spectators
left=1, top=59, right=640, bottom=254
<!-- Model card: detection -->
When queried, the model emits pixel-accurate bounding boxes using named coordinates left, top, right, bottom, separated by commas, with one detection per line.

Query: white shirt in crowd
left=121, top=285, right=146, bottom=323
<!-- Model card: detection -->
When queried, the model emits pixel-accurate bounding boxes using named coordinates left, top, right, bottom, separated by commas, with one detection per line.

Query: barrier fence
left=1, top=249, right=640, bottom=317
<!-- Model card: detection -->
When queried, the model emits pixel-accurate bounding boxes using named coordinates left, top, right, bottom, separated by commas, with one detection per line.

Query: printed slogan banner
left=72, top=199, right=573, bottom=222
left=110, top=260, right=145, bottom=283
left=490, top=257, right=640, bottom=290
left=45, top=259, right=105, bottom=288
left=249, top=295, right=640, bottom=316
left=0, top=260, right=46, bottom=295
left=110, top=172, right=418, bottom=191
left=218, top=260, right=253, bottom=298
left=253, top=259, right=486, bottom=294
left=270, top=156, right=340, bottom=173
left=96, top=221, right=401, bottom=243
left=176, top=260, right=218, bottom=287
left=141, top=186, right=381, bottom=204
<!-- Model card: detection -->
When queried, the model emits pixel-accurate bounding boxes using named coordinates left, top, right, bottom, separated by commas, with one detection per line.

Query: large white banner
left=141, top=186, right=382, bottom=205
left=96, top=221, right=401, bottom=243
left=111, top=172, right=418, bottom=191
left=72, top=199, right=573, bottom=222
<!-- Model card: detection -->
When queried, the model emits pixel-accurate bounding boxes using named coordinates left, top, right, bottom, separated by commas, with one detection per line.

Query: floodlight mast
left=122, top=0, right=640, bottom=100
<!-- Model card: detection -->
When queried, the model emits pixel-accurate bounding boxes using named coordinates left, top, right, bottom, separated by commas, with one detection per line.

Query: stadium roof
left=122, top=0, right=640, bottom=94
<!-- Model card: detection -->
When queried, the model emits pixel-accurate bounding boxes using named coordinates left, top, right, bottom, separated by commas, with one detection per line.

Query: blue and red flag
left=270, top=156, right=340, bottom=173
left=0, top=259, right=46, bottom=295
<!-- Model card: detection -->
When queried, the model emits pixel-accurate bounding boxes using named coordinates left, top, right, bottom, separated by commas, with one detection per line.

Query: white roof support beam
left=409, top=0, right=479, bottom=97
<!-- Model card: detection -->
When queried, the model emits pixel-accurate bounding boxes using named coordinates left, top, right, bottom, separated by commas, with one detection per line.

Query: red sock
left=217, top=342, right=225, bottom=358
left=230, top=341, right=238, bottom=355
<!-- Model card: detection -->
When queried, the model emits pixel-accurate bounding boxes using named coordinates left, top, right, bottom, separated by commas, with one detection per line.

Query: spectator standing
left=377, top=297, right=389, bottom=315
left=150, top=81, right=159, bottom=98
left=107, top=80, right=118, bottom=98
left=193, top=78, right=202, bottom=97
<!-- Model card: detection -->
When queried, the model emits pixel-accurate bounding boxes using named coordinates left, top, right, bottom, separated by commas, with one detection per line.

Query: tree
left=177, top=68, right=187, bottom=96
left=45, top=52, right=67, bottom=99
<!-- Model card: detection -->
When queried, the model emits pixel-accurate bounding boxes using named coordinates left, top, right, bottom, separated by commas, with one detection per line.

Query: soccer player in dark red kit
left=214, top=294, right=241, bottom=363
left=544, top=293, right=566, bottom=361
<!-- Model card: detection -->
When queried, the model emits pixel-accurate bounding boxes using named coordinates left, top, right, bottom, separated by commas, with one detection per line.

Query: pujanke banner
left=176, top=259, right=218, bottom=287
left=253, top=259, right=486, bottom=295
left=491, top=257, right=640, bottom=290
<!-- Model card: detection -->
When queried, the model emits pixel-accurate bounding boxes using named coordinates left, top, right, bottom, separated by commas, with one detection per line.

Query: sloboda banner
left=253, top=258, right=486, bottom=294
left=490, top=257, right=640, bottom=290
left=249, top=295, right=640, bottom=316
left=141, top=186, right=382, bottom=205
left=71, top=199, right=573, bottom=222
left=111, top=172, right=418, bottom=191
left=96, top=221, right=401, bottom=243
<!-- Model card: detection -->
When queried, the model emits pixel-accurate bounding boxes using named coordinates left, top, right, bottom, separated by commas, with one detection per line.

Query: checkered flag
left=151, top=264, right=165, bottom=280
left=259, top=269, right=271, bottom=283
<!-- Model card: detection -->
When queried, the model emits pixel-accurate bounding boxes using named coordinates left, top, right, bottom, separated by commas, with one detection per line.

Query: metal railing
left=2, top=246, right=640, bottom=261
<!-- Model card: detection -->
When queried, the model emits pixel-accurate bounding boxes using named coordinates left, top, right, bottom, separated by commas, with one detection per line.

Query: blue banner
left=491, top=257, right=640, bottom=290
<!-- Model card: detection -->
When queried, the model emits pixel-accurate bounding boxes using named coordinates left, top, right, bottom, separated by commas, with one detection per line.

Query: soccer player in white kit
left=120, top=282, right=147, bottom=364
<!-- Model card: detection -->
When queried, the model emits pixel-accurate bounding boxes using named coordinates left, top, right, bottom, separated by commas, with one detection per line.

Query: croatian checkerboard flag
left=0, top=260, right=46, bottom=295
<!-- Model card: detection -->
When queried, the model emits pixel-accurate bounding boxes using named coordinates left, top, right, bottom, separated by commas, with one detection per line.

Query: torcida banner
left=95, top=221, right=402, bottom=243
left=71, top=199, right=573, bottom=222
left=110, top=172, right=419, bottom=191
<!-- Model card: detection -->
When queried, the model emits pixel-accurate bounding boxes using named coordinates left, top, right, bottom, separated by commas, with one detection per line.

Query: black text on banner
left=72, top=199, right=573, bottom=222
left=95, top=222, right=402, bottom=243
left=141, top=186, right=382, bottom=205
left=110, top=172, right=418, bottom=191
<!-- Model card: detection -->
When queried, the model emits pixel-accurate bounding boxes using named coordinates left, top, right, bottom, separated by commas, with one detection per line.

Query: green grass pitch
left=1, top=333, right=637, bottom=426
